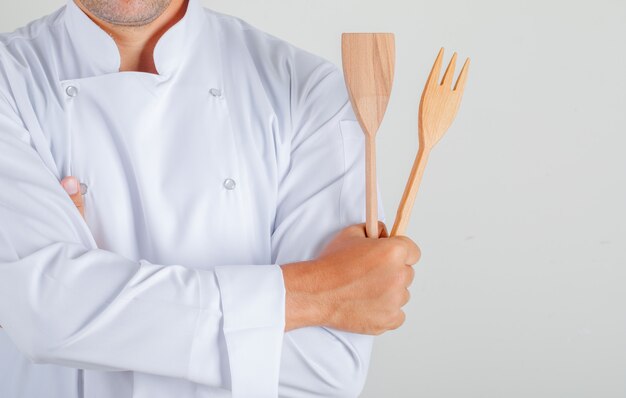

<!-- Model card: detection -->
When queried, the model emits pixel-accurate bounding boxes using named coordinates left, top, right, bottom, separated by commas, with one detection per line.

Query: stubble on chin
left=76, top=0, right=172, bottom=27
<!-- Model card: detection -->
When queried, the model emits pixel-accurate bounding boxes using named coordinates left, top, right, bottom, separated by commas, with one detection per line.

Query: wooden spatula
left=390, top=48, right=470, bottom=237
left=342, top=33, right=396, bottom=239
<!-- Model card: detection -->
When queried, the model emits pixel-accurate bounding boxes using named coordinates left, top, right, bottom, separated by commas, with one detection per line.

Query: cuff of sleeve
left=214, top=264, right=286, bottom=397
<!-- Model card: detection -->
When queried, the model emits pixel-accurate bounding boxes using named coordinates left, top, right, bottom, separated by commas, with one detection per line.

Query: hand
left=281, top=221, right=421, bottom=335
left=61, top=176, right=85, bottom=219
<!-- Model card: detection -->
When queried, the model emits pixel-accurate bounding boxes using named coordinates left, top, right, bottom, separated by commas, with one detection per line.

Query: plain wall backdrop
left=2, top=0, right=625, bottom=396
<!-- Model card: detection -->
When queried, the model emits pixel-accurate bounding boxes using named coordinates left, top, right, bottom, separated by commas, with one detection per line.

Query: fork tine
left=453, top=57, right=471, bottom=93
left=426, top=47, right=445, bottom=87
left=441, top=52, right=457, bottom=88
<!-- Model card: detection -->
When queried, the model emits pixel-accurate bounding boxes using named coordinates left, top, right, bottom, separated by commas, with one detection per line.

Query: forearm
left=281, top=259, right=328, bottom=331
left=0, top=241, right=220, bottom=383
left=0, top=111, right=285, bottom=389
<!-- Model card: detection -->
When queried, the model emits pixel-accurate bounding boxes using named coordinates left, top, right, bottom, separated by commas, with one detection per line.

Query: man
left=0, top=0, right=420, bottom=396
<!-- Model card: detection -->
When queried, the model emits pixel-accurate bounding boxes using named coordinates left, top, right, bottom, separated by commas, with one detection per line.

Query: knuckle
left=396, top=290, right=407, bottom=306
left=392, top=269, right=406, bottom=287
left=389, top=311, right=406, bottom=330
left=384, top=241, right=406, bottom=263
left=396, top=236, right=420, bottom=261
left=403, top=288, right=411, bottom=305
left=385, top=307, right=397, bottom=321
left=385, top=289, right=407, bottom=310
left=414, top=244, right=422, bottom=263
left=377, top=306, right=407, bottom=332
left=335, top=224, right=366, bottom=241
left=343, top=223, right=357, bottom=231
left=406, top=267, right=415, bottom=285
left=398, top=311, right=406, bottom=326
left=373, top=318, right=388, bottom=335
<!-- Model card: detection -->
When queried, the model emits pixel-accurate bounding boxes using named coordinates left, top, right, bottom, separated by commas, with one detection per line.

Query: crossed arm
left=60, top=175, right=418, bottom=334
left=0, top=63, right=419, bottom=396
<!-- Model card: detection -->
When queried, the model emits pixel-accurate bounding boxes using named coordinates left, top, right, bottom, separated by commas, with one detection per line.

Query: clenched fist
left=281, top=221, right=421, bottom=335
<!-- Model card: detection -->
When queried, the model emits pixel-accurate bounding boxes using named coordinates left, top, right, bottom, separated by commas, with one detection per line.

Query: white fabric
left=0, top=0, right=385, bottom=396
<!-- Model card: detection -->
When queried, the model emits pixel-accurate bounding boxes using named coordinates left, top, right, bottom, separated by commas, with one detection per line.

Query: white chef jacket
left=0, top=0, right=386, bottom=397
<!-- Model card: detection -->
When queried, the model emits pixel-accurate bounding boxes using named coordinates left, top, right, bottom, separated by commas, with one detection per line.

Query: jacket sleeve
left=0, top=85, right=286, bottom=391
left=272, top=60, right=386, bottom=397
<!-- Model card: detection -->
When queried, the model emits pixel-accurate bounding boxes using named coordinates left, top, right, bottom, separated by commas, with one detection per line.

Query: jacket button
left=79, top=182, right=88, bottom=195
left=223, top=178, right=236, bottom=190
left=209, top=88, right=222, bottom=98
left=66, top=85, right=78, bottom=97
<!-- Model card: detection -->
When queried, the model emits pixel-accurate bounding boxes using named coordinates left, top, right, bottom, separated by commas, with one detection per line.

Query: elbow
left=281, top=358, right=369, bottom=398
left=319, top=331, right=373, bottom=398
left=319, top=355, right=369, bottom=398
left=281, top=330, right=373, bottom=397
left=324, top=350, right=369, bottom=398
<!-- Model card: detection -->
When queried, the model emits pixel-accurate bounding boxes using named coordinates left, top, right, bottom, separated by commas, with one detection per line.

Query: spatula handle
left=391, top=146, right=430, bottom=237
left=365, top=136, right=379, bottom=239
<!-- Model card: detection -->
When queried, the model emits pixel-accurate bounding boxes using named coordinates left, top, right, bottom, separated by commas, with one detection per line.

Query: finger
left=335, top=223, right=368, bottom=240
left=405, top=266, right=415, bottom=287
left=378, top=221, right=388, bottom=238
left=391, top=235, right=421, bottom=265
left=61, top=176, right=85, bottom=219
left=402, top=287, right=411, bottom=306
left=390, top=310, right=406, bottom=330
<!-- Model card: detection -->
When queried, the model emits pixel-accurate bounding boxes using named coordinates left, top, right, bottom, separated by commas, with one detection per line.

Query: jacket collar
left=63, top=0, right=207, bottom=77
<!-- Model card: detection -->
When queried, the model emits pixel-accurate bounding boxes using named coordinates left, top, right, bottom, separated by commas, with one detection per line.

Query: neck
left=73, top=0, right=188, bottom=74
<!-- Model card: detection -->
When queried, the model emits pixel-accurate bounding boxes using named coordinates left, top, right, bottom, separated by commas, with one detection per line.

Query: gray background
left=2, top=0, right=625, bottom=396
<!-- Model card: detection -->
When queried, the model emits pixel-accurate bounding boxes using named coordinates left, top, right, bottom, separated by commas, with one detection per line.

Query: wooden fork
left=390, top=48, right=470, bottom=237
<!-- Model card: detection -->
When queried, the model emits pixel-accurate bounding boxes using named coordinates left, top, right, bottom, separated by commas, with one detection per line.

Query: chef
left=0, top=0, right=420, bottom=396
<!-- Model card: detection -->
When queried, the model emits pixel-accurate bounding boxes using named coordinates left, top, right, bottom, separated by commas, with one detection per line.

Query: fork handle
left=390, top=146, right=430, bottom=237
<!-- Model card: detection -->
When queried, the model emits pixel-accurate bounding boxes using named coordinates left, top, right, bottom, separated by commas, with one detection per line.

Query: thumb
left=61, top=176, right=85, bottom=219
left=341, top=221, right=387, bottom=239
